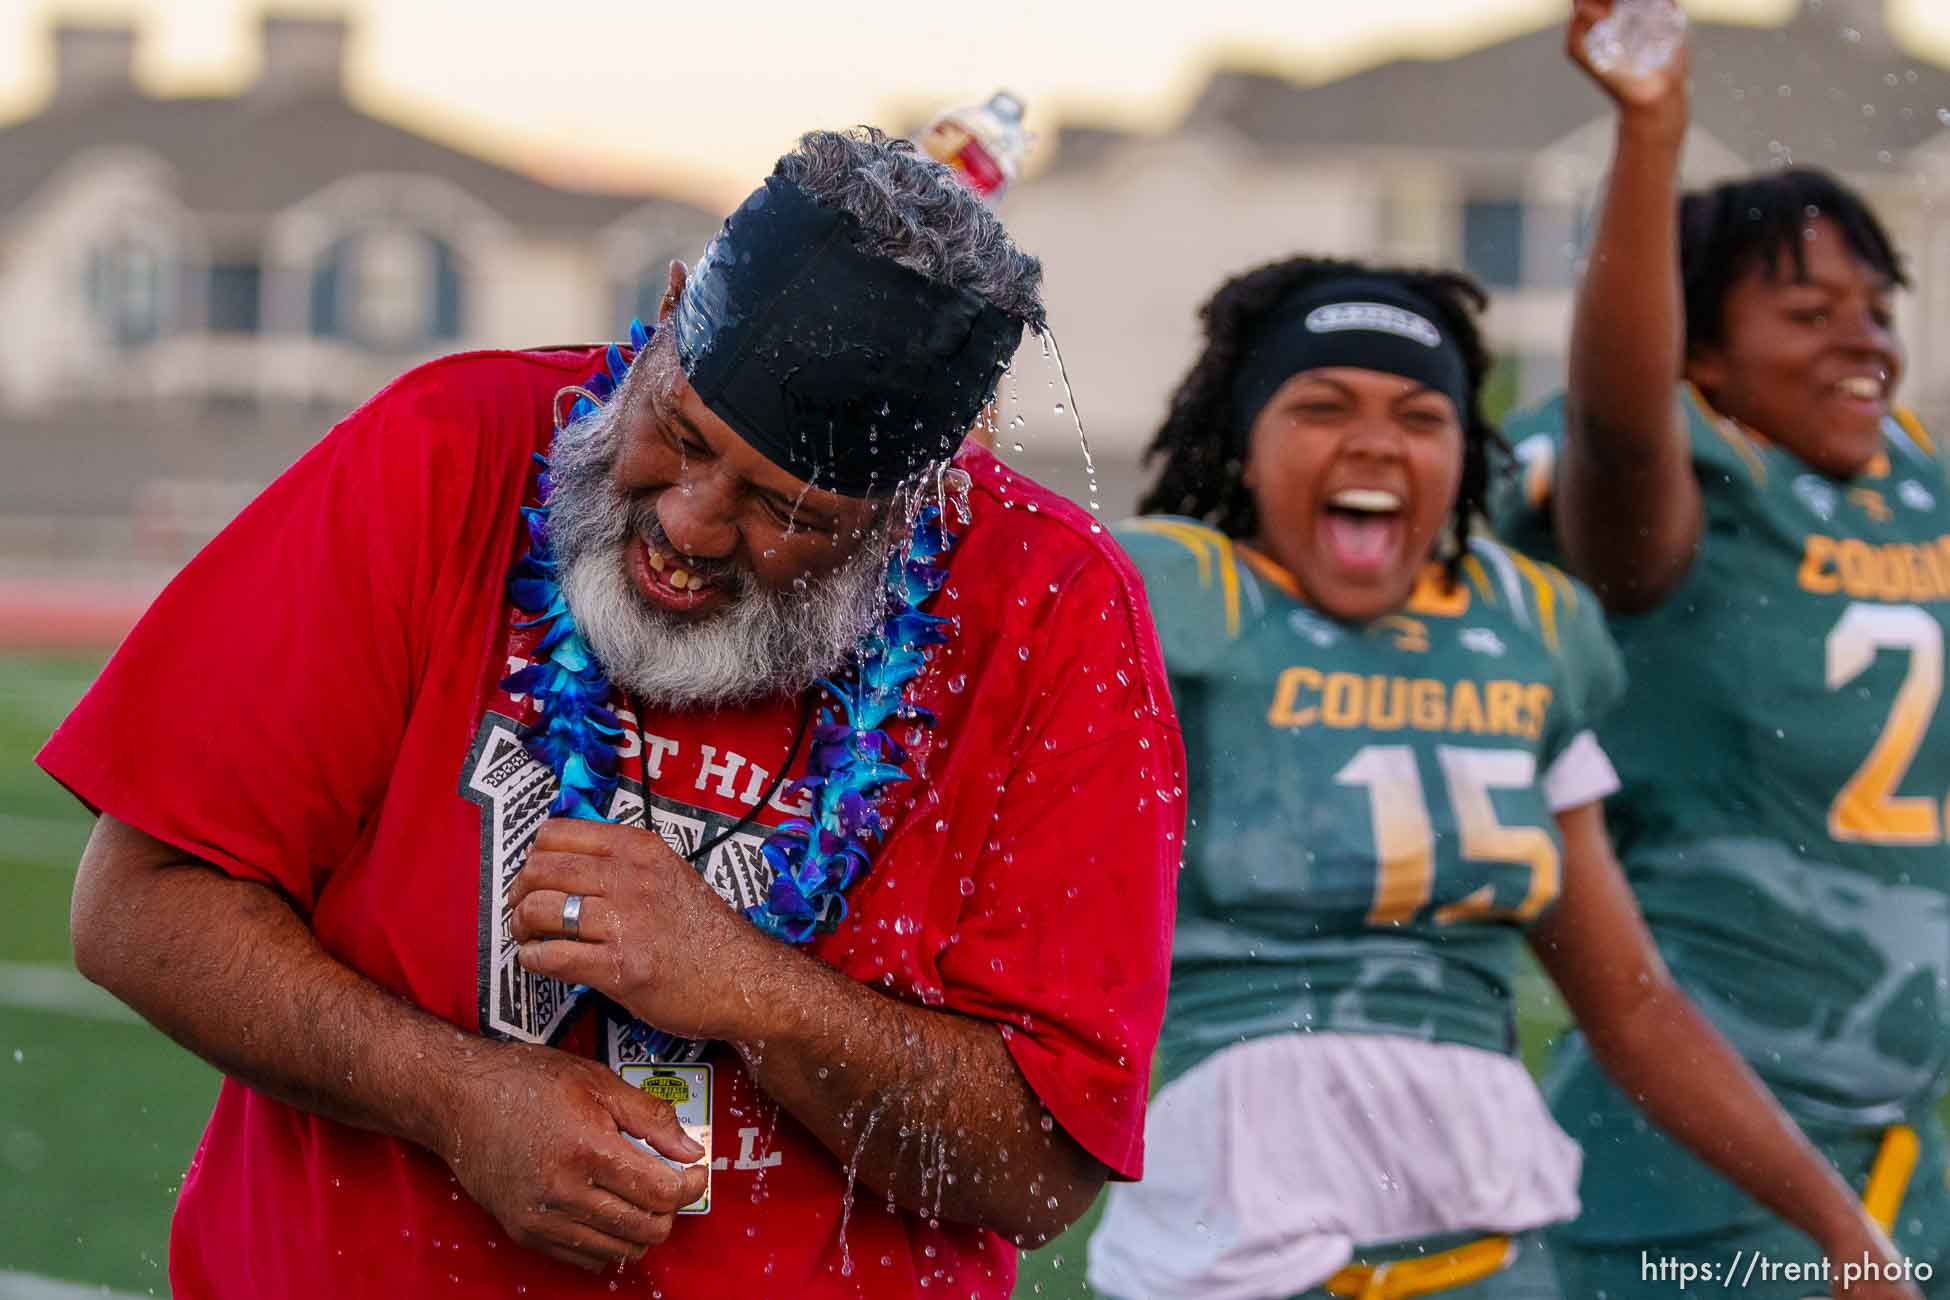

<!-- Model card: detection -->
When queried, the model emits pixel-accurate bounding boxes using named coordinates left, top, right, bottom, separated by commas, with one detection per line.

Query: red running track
left=0, top=577, right=166, bottom=651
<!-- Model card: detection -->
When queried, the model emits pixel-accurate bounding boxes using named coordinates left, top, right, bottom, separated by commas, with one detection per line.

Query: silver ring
left=561, top=893, right=584, bottom=940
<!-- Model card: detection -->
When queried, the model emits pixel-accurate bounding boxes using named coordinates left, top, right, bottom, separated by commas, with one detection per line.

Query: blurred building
left=0, top=14, right=719, bottom=413
left=3, top=0, right=1949, bottom=588
left=0, top=13, right=718, bottom=579
left=1002, top=0, right=1950, bottom=458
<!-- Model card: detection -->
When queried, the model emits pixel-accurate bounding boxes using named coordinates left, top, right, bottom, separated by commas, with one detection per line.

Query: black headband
left=673, top=175, right=1026, bottom=497
left=1229, top=278, right=1472, bottom=444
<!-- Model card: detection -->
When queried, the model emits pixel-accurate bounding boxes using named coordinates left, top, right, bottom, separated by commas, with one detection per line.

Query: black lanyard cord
left=683, top=691, right=818, bottom=865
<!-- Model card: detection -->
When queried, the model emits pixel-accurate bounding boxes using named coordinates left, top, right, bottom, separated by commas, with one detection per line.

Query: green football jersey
left=1494, top=387, right=1950, bottom=1124
left=1116, top=517, right=1624, bottom=1088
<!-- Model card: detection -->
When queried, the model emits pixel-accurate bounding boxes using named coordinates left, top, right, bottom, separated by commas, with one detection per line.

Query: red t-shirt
left=38, top=349, right=1184, bottom=1299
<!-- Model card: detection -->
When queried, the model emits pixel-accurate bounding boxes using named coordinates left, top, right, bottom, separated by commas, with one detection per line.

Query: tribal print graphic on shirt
left=1116, top=518, right=1624, bottom=1089
left=459, top=697, right=805, bottom=1056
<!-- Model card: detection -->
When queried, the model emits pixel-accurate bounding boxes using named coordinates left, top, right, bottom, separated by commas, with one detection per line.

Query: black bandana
left=1230, top=278, right=1471, bottom=444
left=673, top=175, right=1026, bottom=497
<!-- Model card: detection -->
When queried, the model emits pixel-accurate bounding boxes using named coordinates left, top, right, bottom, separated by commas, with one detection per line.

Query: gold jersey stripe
left=1461, top=554, right=1499, bottom=605
left=1507, top=550, right=1561, bottom=651
left=1687, top=383, right=1769, bottom=484
left=1127, top=519, right=1242, bottom=638
left=1896, top=407, right=1936, bottom=457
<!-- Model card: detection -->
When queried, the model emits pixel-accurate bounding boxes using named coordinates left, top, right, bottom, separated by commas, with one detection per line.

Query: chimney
left=49, top=21, right=137, bottom=109
left=252, top=14, right=349, bottom=101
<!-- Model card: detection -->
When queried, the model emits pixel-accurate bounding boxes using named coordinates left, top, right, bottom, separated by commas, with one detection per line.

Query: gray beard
left=543, top=403, right=896, bottom=711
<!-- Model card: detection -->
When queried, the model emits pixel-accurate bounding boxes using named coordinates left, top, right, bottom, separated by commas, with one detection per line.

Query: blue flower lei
left=503, top=321, right=959, bottom=1005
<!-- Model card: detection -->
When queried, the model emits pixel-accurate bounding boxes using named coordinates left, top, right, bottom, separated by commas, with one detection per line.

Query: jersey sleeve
left=36, top=361, right=521, bottom=912
left=1486, top=393, right=1571, bottom=563
left=934, top=549, right=1185, bottom=1181
left=1491, top=386, right=1771, bottom=553
left=1541, top=567, right=1627, bottom=768
left=1109, top=516, right=1249, bottom=680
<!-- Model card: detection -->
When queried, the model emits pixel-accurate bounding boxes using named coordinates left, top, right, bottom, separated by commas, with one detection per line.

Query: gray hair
left=774, top=127, right=1046, bottom=329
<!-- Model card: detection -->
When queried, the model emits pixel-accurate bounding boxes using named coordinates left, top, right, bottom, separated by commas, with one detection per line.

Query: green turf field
left=0, top=656, right=221, bottom=1297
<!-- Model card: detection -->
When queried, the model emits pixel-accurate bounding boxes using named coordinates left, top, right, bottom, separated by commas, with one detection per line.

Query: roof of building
left=0, top=16, right=715, bottom=233
left=1141, top=0, right=1950, bottom=173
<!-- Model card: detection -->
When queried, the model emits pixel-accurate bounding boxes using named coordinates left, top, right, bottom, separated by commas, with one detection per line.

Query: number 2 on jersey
left=1336, top=744, right=1560, bottom=926
left=1827, top=602, right=1945, bottom=844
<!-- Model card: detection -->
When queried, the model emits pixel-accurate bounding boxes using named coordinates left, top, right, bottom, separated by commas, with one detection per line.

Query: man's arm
left=1557, top=0, right=1703, bottom=611
left=737, top=944, right=1107, bottom=1246
left=70, top=813, right=708, bottom=1273
left=511, top=818, right=1108, bottom=1245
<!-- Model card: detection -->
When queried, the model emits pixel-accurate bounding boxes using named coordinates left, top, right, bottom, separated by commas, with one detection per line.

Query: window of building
left=208, top=261, right=263, bottom=334
left=87, top=238, right=167, bottom=347
left=311, top=226, right=463, bottom=347
left=1462, top=198, right=1525, bottom=290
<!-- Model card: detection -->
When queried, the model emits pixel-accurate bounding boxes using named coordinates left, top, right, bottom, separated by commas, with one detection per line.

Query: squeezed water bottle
left=917, top=91, right=1028, bottom=203
left=1584, top=0, right=1688, bottom=77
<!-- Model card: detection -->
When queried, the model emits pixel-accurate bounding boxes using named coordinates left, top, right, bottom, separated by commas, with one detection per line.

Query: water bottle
left=917, top=91, right=1028, bottom=203
left=1584, top=0, right=1688, bottom=77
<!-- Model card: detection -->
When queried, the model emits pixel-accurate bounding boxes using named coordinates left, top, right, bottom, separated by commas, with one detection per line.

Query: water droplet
left=947, top=673, right=967, bottom=694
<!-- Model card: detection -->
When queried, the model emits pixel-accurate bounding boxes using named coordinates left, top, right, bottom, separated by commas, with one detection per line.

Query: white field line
left=0, top=962, right=140, bottom=1025
left=0, top=1269, right=153, bottom=1299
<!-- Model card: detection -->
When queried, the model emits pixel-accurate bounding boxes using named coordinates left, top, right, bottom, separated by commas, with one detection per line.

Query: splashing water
left=837, top=1099, right=886, bottom=1277
left=1038, top=328, right=1103, bottom=515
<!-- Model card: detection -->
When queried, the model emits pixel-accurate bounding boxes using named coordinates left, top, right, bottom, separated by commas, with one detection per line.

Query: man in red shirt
left=38, top=128, right=1183, bottom=1298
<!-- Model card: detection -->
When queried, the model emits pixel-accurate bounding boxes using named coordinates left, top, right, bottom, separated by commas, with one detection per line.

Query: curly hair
left=1137, top=255, right=1503, bottom=573
left=1680, top=166, right=1907, bottom=358
left=774, top=127, right=1045, bottom=329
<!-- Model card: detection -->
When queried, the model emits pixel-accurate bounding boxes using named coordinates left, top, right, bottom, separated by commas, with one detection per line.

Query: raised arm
left=69, top=813, right=708, bottom=1273
left=1529, top=803, right=1916, bottom=1300
left=1557, top=0, right=1702, bottom=611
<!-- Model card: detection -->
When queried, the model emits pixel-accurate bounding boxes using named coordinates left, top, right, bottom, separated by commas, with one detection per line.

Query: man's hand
left=435, top=1039, right=709, bottom=1273
left=509, top=818, right=776, bottom=1041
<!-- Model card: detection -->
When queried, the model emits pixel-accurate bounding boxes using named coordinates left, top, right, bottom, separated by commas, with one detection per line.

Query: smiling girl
left=1086, top=257, right=1911, bottom=1300
left=1487, top=4, right=1950, bottom=1297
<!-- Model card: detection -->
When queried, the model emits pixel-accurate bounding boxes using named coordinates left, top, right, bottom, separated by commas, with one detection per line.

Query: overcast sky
left=3, top=0, right=1948, bottom=204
